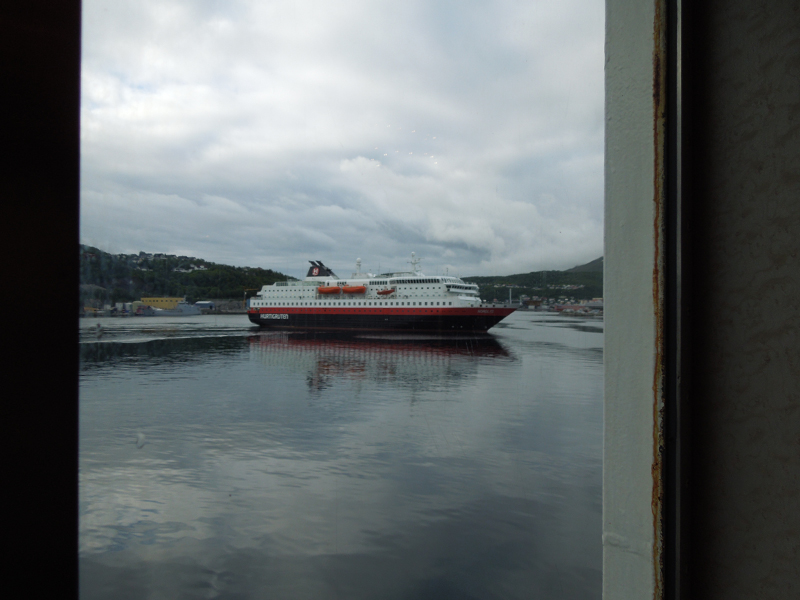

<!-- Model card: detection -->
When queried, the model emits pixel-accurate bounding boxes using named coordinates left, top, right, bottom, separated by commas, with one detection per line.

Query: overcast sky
left=80, top=0, right=604, bottom=278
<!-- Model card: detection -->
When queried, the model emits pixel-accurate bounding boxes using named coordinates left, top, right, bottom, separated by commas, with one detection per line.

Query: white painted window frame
left=603, top=0, right=677, bottom=598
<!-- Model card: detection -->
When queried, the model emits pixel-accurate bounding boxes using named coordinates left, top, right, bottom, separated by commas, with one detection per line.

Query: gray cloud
left=81, top=0, right=604, bottom=278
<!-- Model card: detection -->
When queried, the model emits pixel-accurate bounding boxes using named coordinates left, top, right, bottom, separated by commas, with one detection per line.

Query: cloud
left=81, top=0, right=605, bottom=277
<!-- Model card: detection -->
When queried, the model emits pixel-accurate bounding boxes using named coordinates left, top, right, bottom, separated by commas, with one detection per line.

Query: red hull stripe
left=248, top=307, right=515, bottom=317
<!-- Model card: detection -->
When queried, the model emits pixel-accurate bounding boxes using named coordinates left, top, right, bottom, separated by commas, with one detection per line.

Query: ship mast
left=409, top=252, right=422, bottom=274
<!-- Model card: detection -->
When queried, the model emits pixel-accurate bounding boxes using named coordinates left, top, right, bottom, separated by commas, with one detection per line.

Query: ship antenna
left=409, top=252, right=422, bottom=274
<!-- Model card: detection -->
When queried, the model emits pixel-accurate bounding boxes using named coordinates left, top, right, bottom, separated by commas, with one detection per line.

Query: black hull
left=247, top=308, right=514, bottom=332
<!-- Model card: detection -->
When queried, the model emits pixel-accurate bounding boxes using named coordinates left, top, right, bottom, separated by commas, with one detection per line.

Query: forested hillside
left=464, top=258, right=603, bottom=301
left=80, top=245, right=603, bottom=306
left=80, top=245, right=291, bottom=305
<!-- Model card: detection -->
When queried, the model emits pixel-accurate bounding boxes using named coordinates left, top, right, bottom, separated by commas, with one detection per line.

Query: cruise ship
left=247, top=254, right=515, bottom=332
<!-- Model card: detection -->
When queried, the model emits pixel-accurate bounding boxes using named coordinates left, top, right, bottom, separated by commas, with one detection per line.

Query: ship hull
left=247, top=307, right=515, bottom=332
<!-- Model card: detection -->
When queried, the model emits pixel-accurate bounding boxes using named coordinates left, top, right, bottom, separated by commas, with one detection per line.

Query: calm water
left=79, top=312, right=603, bottom=599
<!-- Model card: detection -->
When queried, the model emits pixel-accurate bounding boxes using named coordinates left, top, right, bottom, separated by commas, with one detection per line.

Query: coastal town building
left=140, top=297, right=184, bottom=310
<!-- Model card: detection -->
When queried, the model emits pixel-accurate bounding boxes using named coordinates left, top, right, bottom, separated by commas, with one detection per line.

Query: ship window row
left=261, top=301, right=454, bottom=306
left=389, top=278, right=442, bottom=285
left=266, top=289, right=449, bottom=296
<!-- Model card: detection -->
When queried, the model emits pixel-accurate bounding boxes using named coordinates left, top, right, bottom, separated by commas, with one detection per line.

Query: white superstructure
left=249, top=254, right=481, bottom=310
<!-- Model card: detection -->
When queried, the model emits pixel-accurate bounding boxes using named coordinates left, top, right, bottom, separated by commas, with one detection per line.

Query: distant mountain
left=565, top=257, right=603, bottom=273
left=463, top=258, right=604, bottom=301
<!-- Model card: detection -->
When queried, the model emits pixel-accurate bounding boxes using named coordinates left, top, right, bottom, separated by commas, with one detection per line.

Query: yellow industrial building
left=140, top=297, right=184, bottom=309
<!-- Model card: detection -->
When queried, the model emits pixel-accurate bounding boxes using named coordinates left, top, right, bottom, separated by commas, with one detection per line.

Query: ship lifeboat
left=318, top=286, right=342, bottom=295
left=342, top=285, right=367, bottom=294
left=377, top=288, right=395, bottom=296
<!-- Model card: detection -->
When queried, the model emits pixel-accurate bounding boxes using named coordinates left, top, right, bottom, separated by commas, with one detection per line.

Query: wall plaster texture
left=689, top=2, right=800, bottom=598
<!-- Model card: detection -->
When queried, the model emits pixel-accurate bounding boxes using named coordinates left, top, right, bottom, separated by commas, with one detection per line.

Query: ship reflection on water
left=248, top=331, right=513, bottom=392
left=79, top=314, right=601, bottom=600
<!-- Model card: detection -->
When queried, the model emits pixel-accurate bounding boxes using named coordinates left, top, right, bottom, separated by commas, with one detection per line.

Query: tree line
left=464, top=269, right=603, bottom=302
left=80, top=244, right=603, bottom=306
left=80, top=245, right=291, bottom=306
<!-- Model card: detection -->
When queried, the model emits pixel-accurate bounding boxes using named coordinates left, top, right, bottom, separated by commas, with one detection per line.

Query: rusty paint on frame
left=651, top=1, right=667, bottom=599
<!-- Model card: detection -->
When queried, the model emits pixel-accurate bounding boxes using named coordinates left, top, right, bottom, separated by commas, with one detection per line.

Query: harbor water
left=79, top=311, right=603, bottom=599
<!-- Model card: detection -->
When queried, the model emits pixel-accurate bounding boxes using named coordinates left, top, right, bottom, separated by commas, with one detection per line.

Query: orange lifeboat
left=377, top=288, right=395, bottom=296
left=318, top=286, right=342, bottom=295
left=342, top=285, right=367, bottom=294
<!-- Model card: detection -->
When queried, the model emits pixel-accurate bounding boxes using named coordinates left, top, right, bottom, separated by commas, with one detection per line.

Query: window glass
left=80, top=1, right=604, bottom=597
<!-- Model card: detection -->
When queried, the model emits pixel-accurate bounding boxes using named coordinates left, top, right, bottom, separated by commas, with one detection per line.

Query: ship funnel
left=306, top=261, right=337, bottom=278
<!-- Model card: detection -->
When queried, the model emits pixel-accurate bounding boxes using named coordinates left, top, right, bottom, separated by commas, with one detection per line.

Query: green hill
left=79, top=245, right=291, bottom=306
left=80, top=245, right=603, bottom=306
left=565, top=256, right=603, bottom=272
left=464, top=257, right=603, bottom=302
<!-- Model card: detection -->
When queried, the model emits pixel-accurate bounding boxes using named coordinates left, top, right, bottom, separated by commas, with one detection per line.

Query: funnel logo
left=312, top=267, right=320, bottom=276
